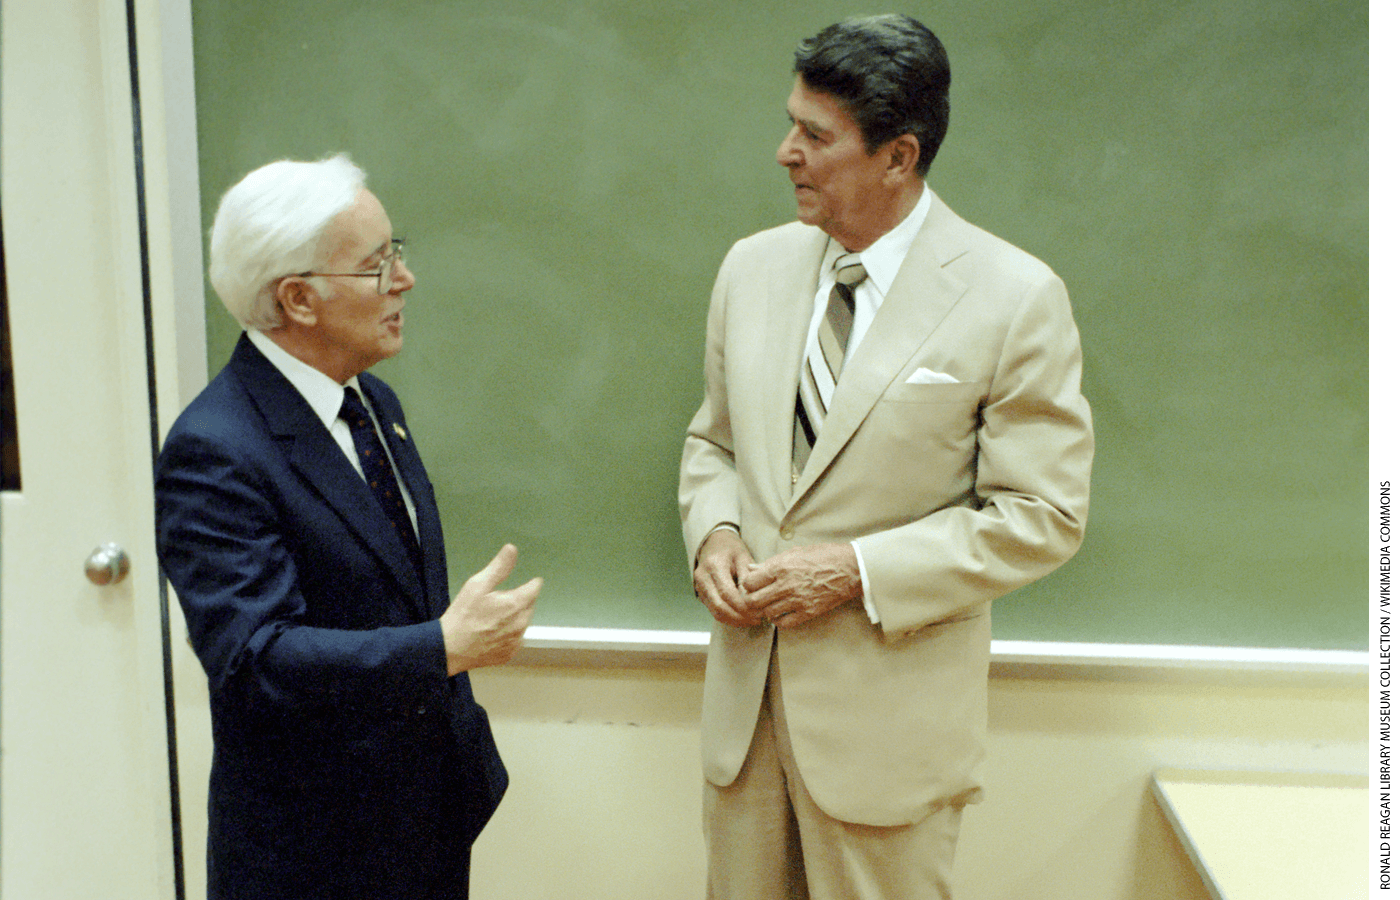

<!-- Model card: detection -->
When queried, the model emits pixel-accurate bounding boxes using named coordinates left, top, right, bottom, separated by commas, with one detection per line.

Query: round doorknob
left=84, top=543, right=131, bottom=586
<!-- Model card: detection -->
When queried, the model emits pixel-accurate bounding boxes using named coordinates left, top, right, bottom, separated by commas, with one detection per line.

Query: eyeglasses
left=298, top=238, right=407, bottom=294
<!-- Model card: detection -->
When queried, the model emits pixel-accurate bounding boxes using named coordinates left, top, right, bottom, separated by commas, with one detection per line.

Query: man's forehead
left=324, top=190, right=391, bottom=261
left=787, top=82, right=852, bottom=131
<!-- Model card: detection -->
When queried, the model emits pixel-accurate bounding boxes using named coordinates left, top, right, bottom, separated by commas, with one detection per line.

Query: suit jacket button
left=416, top=705, right=427, bottom=716
left=779, top=526, right=794, bottom=540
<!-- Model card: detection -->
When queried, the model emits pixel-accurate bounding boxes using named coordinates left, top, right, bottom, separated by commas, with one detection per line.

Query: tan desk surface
left=1151, top=768, right=1366, bottom=900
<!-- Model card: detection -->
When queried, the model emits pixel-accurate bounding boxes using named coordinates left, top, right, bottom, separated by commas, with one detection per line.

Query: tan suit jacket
left=679, top=189, right=1093, bottom=827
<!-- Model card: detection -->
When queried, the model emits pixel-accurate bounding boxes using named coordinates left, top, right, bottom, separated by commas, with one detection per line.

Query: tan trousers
left=703, top=648, right=964, bottom=900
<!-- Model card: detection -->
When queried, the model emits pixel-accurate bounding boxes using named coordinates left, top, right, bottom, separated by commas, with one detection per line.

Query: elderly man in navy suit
left=156, top=155, right=540, bottom=900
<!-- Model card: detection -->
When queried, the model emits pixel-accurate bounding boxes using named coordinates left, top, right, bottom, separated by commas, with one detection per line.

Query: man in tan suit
left=678, top=15, right=1093, bottom=899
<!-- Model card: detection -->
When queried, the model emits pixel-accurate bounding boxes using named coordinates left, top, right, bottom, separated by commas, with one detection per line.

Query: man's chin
left=373, top=336, right=405, bottom=366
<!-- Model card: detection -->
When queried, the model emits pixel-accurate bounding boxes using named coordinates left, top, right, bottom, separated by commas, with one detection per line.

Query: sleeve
left=678, top=245, right=745, bottom=566
left=155, top=427, right=447, bottom=715
left=856, top=272, right=1095, bottom=639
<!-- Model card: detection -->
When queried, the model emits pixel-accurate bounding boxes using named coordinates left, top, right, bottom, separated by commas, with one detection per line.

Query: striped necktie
left=339, top=387, right=422, bottom=569
left=794, top=254, right=867, bottom=474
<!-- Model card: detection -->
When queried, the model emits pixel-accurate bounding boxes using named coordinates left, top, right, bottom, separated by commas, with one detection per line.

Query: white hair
left=208, top=154, right=366, bottom=329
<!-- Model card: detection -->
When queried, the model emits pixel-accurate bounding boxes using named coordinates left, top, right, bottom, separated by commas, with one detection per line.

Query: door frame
left=0, top=0, right=206, bottom=895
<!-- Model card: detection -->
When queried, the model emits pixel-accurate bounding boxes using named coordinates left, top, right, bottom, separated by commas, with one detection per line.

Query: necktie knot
left=833, top=254, right=867, bottom=289
left=339, top=388, right=371, bottom=428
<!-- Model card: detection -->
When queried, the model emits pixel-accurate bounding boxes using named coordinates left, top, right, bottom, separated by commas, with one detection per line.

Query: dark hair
left=794, top=14, right=950, bottom=176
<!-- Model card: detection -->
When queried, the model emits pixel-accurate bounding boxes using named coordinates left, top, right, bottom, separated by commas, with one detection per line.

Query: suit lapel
left=230, top=337, right=428, bottom=614
left=761, top=229, right=828, bottom=494
left=790, top=193, right=972, bottom=504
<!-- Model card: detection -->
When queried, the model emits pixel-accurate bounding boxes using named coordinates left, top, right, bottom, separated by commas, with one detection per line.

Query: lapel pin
left=392, top=423, right=408, bottom=440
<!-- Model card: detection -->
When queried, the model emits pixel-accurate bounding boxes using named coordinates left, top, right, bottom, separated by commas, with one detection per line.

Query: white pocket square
left=905, top=367, right=961, bottom=385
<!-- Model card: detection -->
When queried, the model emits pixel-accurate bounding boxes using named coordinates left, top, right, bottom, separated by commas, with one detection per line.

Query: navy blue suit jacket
left=155, top=335, right=507, bottom=900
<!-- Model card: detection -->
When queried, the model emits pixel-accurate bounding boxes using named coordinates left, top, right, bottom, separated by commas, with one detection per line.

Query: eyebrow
left=788, top=111, right=828, bottom=139
left=359, top=240, right=391, bottom=267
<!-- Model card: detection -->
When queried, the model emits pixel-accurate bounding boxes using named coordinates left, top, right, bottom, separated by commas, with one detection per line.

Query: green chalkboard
left=192, top=0, right=1367, bottom=649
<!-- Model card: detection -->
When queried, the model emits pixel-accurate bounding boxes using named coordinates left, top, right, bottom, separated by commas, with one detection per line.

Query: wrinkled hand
left=440, top=544, right=542, bottom=675
left=742, top=543, right=861, bottom=629
left=693, top=529, right=762, bottom=628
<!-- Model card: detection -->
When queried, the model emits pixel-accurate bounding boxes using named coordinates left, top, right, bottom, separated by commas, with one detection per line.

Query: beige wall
left=465, top=655, right=1363, bottom=900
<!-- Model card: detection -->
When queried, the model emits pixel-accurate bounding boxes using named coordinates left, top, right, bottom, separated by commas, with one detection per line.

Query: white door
left=0, top=0, right=204, bottom=895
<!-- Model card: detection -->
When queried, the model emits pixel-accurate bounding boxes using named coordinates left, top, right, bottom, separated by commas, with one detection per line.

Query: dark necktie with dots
left=339, top=387, right=422, bottom=569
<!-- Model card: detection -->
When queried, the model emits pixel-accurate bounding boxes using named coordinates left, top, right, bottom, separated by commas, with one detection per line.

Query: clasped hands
left=692, top=529, right=861, bottom=629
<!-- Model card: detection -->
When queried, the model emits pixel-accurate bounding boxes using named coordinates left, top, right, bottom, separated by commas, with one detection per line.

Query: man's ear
left=884, top=134, right=922, bottom=182
left=275, top=277, right=319, bottom=327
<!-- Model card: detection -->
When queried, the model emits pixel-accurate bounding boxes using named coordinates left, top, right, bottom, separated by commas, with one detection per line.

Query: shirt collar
left=821, top=184, right=932, bottom=295
left=245, top=329, right=363, bottom=431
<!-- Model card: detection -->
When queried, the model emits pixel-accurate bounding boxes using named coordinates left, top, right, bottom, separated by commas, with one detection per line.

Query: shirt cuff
left=853, top=540, right=879, bottom=624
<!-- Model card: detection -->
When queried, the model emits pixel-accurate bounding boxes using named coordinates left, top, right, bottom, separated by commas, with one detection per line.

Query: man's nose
left=392, top=259, right=415, bottom=293
left=776, top=127, right=800, bottom=167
